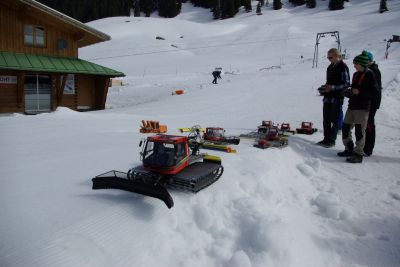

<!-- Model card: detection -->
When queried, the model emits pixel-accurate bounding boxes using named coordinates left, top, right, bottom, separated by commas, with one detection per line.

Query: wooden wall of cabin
left=0, top=70, right=24, bottom=113
left=76, top=75, right=111, bottom=110
left=0, top=3, right=78, bottom=58
left=76, top=75, right=95, bottom=110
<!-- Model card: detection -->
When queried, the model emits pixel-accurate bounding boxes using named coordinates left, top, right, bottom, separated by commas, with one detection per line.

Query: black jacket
left=347, top=68, right=378, bottom=111
left=212, top=71, right=221, bottom=78
left=325, top=60, right=350, bottom=100
left=369, top=63, right=382, bottom=109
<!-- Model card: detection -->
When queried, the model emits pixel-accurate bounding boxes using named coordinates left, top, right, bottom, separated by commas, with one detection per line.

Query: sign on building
left=0, top=76, right=17, bottom=84
left=64, top=74, right=75, bottom=94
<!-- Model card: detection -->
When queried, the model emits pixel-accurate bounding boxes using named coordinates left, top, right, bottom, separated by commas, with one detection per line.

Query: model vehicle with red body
left=92, top=134, right=223, bottom=208
left=203, top=127, right=240, bottom=145
left=254, top=126, right=288, bottom=149
left=296, top=122, right=318, bottom=135
left=278, top=123, right=296, bottom=135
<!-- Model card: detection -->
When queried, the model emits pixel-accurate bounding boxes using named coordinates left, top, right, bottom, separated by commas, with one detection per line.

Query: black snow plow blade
left=92, top=170, right=174, bottom=209
left=207, top=137, right=240, bottom=145
left=224, top=137, right=240, bottom=145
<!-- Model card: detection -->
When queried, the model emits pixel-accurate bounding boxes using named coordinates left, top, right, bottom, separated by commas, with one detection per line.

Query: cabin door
left=24, top=74, right=52, bottom=114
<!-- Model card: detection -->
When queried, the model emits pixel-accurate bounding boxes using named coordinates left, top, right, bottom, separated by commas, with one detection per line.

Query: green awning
left=0, top=51, right=124, bottom=77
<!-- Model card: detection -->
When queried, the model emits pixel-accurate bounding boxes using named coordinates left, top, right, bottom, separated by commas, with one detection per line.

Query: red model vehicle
left=257, top=120, right=277, bottom=134
left=296, top=122, right=318, bottom=135
left=92, top=135, right=223, bottom=208
left=203, top=127, right=240, bottom=145
left=254, top=127, right=288, bottom=149
left=279, top=123, right=296, bottom=135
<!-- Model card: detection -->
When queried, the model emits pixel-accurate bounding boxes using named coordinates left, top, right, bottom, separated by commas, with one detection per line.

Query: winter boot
left=338, top=150, right=353, bottom=157
left=317, top=139, right=328, bottom=146
left=337, top=142, right=354, bottom=157
left=317, top=139, right=334, bottom=147
left=346, top=153, right=363, bottom=163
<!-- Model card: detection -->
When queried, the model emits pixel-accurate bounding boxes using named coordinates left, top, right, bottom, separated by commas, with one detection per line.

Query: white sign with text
left=0, top=76, right=17, bottom=84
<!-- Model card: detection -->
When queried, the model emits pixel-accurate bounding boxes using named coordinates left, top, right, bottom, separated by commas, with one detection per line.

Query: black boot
left=338, top=142, right=353, bottom=157
left=338, top=150, right=353, bottom=157
left=346, top=153, right=363, bottom=163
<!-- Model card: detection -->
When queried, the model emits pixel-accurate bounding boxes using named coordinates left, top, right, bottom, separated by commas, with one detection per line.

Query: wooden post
left=58, top=74, right=67, bottom=104
left=95, top=76, right=110, bottom=110
left=16, top=72, right=25, bottom=109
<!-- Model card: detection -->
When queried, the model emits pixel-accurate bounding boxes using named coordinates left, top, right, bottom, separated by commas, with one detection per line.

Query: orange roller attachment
left=140, top=120, right=168, bottom=133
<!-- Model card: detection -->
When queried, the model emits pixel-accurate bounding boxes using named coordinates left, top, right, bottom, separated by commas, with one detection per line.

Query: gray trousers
left=342, top=109, right=369, bottom=155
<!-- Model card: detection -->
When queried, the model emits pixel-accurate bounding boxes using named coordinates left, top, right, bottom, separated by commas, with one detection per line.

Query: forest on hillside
left=36, top=0, right=368, bottom=23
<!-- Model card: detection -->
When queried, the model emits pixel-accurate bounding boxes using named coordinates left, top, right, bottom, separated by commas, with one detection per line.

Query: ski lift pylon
left=312, top=31, right=341, bottom=68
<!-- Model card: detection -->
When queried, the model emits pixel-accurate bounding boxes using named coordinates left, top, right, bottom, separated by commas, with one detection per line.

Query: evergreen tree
left=234, top=0, right=241, bottom=13
left=244, top=0, right=252, bottom=12
left=134, top=0, right=141, bottom=16
left=329, top=0, right=344, bottom=10
left=306, top=0, right=316, bottom=8
left=213, top=0, right=221, bottom=19
left=177, top=0, right=182, bottom=12
left=191, top=0, right=200, bottom=7
left=168, top=0, right=179, bottom=17
left=71, top=0, right=84, bottom=21
left=256, top=2, right=262, bottom=15
left=221, top=0, right=236, bottom=18
left=290, top=0, right=305, bottom=6
left=143, top=0, right=153, bottom=17
left=36, top=0, right=132, bottom=22
left=159, top=0, right=179, bottom=18
left=190, top=0, right=213, bottom=8
left=273, top=0, right=282, bottom=10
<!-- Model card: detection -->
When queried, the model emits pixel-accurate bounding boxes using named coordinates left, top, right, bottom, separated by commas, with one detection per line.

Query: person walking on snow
left=380, top=0, right=388, bottom=13
left=317, top=48, right=350, bottom=148
left=212, top=67, right=222, bottom=84
left=363, top=51, right=382, bottom=156
left=338, top=51, right=379, bottom=163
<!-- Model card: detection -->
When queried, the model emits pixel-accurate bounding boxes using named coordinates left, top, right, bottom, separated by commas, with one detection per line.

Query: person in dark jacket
left=380, top=0, right=388, bottom=13
left=363, top=51, right=382, bottom=156
left=338, top=51, right=379, bottom=163
left=317, top=48, right=350, bottom=148
left=212, top=67, right=222, bottom=84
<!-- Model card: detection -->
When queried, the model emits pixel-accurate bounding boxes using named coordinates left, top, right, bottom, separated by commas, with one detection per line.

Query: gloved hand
left=317, top=85, right=326, bottom=95
left=341, top=87, right=353, bottom=98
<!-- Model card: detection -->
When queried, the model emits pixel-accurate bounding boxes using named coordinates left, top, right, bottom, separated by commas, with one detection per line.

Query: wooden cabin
left=0, top=0, right=124, bottom=114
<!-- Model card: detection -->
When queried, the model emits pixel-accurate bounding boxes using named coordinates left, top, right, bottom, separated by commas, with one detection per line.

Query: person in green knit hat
left=363, top=50, right=382, bottom=156
left=338, top=51, right=379, bottom=163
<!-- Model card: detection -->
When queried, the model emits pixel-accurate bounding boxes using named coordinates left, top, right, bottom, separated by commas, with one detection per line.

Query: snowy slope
left=1, top=1, right=400, bottom=267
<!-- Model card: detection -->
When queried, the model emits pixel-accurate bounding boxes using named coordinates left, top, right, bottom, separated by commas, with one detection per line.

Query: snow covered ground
left=1, top=1, right=400, bottom=266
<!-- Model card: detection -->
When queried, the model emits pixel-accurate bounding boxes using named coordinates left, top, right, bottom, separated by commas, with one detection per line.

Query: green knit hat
left=353, top=51, right=369, bottom=67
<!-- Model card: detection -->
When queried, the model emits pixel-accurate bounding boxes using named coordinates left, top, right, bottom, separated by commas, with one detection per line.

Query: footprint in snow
left=225, top=250, right=252, bottom=267
left=296, top=158, right=321, bottom=177
left=389, top=192, right=400, bottom=201
left=311, top=193, right=349, bottom=220
left=377, top=234, right=390, bottom=241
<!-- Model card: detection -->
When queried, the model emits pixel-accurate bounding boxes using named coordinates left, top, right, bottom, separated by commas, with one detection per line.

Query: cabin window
left=24, top=25, right=46, bottom=47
